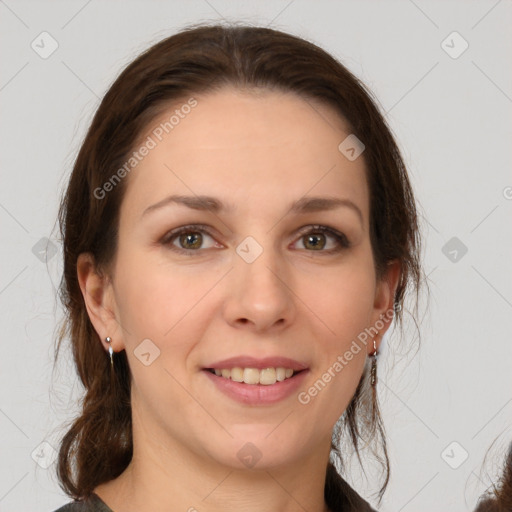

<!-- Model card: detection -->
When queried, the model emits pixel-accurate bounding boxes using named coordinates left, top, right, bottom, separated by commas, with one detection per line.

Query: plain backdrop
left=0, top=1, right=511, bottom=511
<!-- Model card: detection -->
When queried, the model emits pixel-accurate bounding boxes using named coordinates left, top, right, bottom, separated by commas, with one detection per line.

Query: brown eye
left=303, top=233, right=327, bottom=250
left=294, top=225, right=350, bottom=253
left=161, top=224, right=220, bottom=254
left=178, top=232, right=203, bottom=250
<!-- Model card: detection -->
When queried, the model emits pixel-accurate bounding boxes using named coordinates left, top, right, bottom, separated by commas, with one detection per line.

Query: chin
left=205, top=433, right=301, bottom=472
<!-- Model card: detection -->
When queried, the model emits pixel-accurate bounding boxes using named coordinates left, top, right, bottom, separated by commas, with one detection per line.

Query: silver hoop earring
left=105, top=336, right=114, bottom=367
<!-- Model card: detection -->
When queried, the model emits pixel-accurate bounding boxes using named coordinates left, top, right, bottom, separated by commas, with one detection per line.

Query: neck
left=95, top=407, right=332, bottom=512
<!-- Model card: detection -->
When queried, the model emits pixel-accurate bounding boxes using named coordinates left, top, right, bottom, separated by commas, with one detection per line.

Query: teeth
left=240, top=368, right=258, bottom=384
left=231, top=367, right=244, bottom=382
left=260, top=368, right=276, bottom=385
left=212, top=367, right=297, bottom=385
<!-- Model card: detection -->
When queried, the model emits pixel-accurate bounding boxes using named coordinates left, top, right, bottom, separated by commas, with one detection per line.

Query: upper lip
left=204, top=356, right=309, bottom=371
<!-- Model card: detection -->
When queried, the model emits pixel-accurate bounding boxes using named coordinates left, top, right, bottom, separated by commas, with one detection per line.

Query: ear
left=369, top=260, right=401, bottom=355
left=76, top=252, right=126, bottom=355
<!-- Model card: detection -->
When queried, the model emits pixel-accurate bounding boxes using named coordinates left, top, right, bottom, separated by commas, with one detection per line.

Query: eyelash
left=160, top=223, right=350, bottom=255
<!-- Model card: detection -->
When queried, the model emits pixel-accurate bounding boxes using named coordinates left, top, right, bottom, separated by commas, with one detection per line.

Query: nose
left=222, top=245, right=296, bottom=333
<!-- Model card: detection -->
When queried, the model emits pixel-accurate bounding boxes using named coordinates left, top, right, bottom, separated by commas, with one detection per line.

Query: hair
left=474, top=443, right=512, bottom=512
left=54, top=22, right=423, bottom=509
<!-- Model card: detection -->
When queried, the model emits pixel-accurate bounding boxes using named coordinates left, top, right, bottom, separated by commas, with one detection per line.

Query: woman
left=52, top=23, right=422, bottom=512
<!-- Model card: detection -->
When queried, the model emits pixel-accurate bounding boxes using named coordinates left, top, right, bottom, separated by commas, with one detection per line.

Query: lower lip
left=203, top=369, right=308, bottom=405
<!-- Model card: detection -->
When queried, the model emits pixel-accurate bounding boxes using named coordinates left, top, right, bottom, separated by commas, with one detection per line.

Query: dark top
left=53, top=493, right=111, bottom=512
left=52, top=465, right=377, bottom=511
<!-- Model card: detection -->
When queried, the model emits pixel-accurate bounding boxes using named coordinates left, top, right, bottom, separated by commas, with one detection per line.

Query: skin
left=77, top=87, right=400, bottom=512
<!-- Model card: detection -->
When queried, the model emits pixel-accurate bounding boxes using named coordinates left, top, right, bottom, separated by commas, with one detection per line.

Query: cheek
left=113, top=251, right=217, bottom=358
left=306, top=252, right=377, bottom=341
left=300, top=248, right=376, bottom=407
left=299, top=281, right=372, bottom=430
left=113, top=256, right=212, bottom=420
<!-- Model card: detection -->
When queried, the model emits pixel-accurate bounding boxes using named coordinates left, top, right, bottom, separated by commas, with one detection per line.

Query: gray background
left=1, top=1, right=511, bottom=511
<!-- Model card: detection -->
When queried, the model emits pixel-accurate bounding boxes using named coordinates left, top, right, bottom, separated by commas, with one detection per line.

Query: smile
left=206, top=367, right=299, bottom=385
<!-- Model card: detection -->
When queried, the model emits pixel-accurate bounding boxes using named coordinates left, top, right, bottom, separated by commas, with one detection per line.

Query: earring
left=370, top=338, right=378, bottom=387
left=105, top=336, right=114, bottom=367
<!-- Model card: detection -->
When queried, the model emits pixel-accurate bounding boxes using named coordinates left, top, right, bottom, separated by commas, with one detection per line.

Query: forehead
left=121, top=87, right=369, bottom=223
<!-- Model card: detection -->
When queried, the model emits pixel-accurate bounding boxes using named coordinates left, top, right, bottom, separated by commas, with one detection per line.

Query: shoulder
left=52, top=493, right=113, bottom=512
left=52, top=504, right=84, bottom=512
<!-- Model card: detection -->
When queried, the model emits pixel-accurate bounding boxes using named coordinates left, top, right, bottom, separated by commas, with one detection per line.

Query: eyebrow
left=141, top=194, right=363, bottom=224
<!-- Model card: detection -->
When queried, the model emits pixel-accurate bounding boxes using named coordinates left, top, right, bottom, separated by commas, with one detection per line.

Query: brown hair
left=54, top=22, right=423, bottom=508
left=474, top=443, right=512, bottom=512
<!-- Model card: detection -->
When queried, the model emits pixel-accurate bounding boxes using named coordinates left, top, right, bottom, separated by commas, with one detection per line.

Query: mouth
left=202, top=362, right=309, bottom=405
left=204, top=367, right=305, bottom=385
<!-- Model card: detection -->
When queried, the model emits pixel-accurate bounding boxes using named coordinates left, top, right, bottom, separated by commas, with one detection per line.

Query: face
left=80, top=87, right=398, bottom=472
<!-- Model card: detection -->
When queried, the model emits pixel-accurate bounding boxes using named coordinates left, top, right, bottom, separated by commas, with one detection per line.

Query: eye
left=293, top=225, right=350, bottom=253
left=160, top=223, right=350, bottom=255
left=160, top=224, right=221, bottom=253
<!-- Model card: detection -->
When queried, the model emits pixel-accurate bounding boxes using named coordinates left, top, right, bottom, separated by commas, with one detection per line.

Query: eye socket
left=160, top=224, right=221, bottom=254
left=160, top=224, right=350, bottom=255
left=293, top=225, right=350, bottom=253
